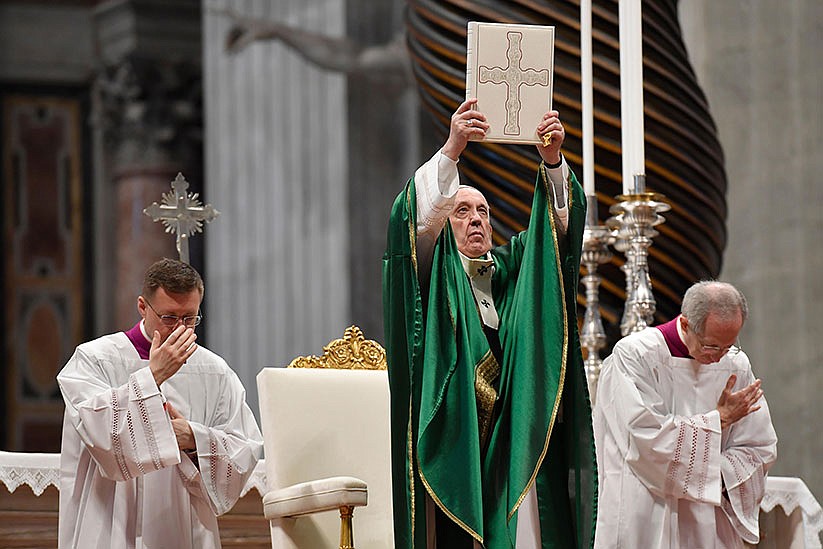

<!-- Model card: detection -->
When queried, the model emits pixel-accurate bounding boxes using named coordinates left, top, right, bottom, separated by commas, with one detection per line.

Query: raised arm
left=441, top=98, right=488, bottom=161
left=536, top=110, right=564, bottom=166
left=536, top=110, right=571, bottom=231
left=414, top=99, right=488, bottom=265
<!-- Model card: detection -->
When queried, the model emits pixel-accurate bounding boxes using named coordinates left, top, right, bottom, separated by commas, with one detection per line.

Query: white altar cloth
left=0, top=450, right=267, bottom=498
left=757, top=476, right=823, bottom=548
left=0, top=451, right=60, bottom=496
left=1, top=452, right=820, bottom=547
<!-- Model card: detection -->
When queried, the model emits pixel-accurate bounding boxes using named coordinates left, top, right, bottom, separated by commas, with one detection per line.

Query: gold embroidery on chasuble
left=474, top=350, right=500, bottom=448
left=407, top=186, right=418, bottom=274
left=458, top=256, right=501, bottom=448
left=407, top=399, right=416, bottom=539
left=506, top=163, right=572, bottom=521
left=404, top=186, right=418, bottom=538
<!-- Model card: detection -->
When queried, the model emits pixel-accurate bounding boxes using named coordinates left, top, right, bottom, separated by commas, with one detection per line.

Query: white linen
left=57, top=332, right=263, bottom=549
left=0, top=451, right=60, bottom=495
left=759, top=476, right=823, bottom=549
left=593, top=327, right=778, bottom=548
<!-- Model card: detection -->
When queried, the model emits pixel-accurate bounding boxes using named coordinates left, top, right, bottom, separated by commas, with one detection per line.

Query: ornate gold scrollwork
left=287, top=325, right=387, bottom=370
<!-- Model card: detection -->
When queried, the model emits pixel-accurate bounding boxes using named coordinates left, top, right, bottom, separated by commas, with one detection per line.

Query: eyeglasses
left=143, top=297, right=202, bottom=327
left=693, top=330, right=741, bottom=357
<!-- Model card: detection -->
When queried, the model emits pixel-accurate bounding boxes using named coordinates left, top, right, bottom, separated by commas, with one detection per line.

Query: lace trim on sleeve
left=664, top=414, right=717, bottom=500
left=721, top=456, right=765, bottom=543
left=110, top=389, right=132, bottom=480
left=208, top=431, right=234, bottom=510
left=131, top=376, right=164, bottom=471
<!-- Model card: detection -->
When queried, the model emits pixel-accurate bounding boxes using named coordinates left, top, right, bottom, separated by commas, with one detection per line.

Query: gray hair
left=681, top=280, right=748, bottom=334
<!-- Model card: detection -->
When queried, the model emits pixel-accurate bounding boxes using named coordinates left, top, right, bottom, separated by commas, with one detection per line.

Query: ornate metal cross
left=479, top=31, right=549, bottom=135
left=143, top=172, right=220, bottom=263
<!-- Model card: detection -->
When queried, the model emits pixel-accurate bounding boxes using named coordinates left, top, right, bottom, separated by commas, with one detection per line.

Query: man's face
left=449, top=187, right=493, bottom=258
left=138, top=287, right=202, bottom=342
left=680, top=312, right=743, bottom=365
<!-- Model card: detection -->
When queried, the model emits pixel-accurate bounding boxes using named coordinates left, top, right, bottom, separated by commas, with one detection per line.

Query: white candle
left=581, top=0, right=595, bottom=197
left=619, top=0, right=645, bottom=194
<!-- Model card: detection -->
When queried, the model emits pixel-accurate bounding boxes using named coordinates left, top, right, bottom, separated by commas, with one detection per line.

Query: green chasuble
left=382, top=165, right=597, bottom=549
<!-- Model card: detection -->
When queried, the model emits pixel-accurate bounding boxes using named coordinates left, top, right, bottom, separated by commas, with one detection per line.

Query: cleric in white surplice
left=57, top=259, right=263, bottom=548
left=593, top=281, right=777, bottom=548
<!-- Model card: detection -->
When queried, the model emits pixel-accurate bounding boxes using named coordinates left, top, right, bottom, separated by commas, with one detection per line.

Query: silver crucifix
left=143, top=172, right=220, bottom=263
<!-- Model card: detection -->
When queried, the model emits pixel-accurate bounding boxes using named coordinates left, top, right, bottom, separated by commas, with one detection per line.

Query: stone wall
left=680, top=0, right=823, bottom=499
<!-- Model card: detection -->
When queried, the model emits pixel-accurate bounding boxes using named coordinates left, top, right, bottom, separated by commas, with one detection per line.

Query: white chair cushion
left=263, top=476, right=368, bottom=519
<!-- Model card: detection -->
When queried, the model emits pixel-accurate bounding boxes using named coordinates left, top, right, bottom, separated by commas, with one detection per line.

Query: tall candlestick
left=581, top=0, right=594, bottom=197
left=619, top=0, right=645, bottom=194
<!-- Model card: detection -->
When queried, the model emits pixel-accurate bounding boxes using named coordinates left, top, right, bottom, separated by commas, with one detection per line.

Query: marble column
left=94, top=58, right=202, bottom=329
left=203, top=0, right=419, bottom=416
left=92, top=0, right=203, bottom=330
left=112, top=168, right=179, bottom=328
left=203, top=0, right=350, bottom=416
left=345, top=2, right=420, bottom=341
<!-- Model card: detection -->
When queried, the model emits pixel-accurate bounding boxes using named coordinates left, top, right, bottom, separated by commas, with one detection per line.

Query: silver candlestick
left=607, top=217, right=638, bottom=337
left=608, top=176, right=670, bottom=335
left=580, top=195, right=614, bottom=401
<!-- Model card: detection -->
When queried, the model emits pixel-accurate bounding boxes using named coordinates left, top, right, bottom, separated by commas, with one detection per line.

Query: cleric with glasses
left=592, top=280, right=777, bottom=548
left=692, top=329, right=740, bottom=357
left=142, top=297, right=202, bottom=327
left=56, top=258, right=263, bottom=549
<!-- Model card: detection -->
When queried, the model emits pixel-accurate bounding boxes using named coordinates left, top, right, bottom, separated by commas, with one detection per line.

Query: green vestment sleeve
left=383, top=165, right=597, bottom=549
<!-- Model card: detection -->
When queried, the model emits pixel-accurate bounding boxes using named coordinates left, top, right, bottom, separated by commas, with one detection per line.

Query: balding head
left=681, top=280, right=748, bottom=335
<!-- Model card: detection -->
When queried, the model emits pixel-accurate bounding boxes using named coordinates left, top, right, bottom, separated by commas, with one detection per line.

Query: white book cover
left=466, top=21, right=555, bottom=145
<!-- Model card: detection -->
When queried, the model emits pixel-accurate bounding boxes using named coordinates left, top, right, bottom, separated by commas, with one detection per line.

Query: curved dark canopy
left=406, top=0, right=726, bottom=339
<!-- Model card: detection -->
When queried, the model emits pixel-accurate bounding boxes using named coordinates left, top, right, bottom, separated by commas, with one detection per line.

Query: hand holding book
left=536, top=110, right=564, bottom=166
left=442, top=99, right=566, bottom=167
left=465, top=21, right=555, bottom=145
left=442, top=98, right=489, bottom=161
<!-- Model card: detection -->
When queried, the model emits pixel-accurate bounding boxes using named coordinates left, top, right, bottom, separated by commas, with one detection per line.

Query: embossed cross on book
left=466, top=21, right=555, bottom=145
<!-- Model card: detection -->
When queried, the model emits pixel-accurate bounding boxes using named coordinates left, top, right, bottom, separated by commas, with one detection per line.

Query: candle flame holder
left=607, top=188, right=670, bottom=336
left=580, top=197, right=614, bottom=402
